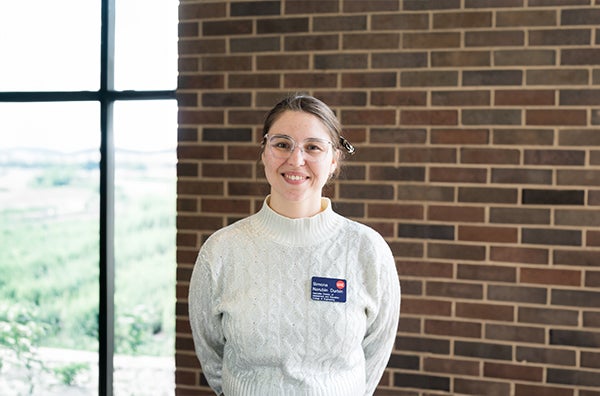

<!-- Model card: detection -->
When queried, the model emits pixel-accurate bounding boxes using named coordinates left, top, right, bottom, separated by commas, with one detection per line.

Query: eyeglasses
left=265, top=134, right=333, bottom=162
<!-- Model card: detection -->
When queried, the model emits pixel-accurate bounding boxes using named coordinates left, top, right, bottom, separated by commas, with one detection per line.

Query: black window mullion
left=99, top=0, right=115, bottom=395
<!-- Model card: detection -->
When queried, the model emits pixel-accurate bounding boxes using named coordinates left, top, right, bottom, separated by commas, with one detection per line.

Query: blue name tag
left=311, top=276, right=347, bottom=303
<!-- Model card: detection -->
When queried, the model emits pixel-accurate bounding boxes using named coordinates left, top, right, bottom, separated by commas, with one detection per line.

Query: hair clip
left=339, top=136, right=355, bottom=155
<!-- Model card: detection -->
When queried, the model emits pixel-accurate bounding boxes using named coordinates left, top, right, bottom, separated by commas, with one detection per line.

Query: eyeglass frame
left=263, top=134, right=336, bottom=162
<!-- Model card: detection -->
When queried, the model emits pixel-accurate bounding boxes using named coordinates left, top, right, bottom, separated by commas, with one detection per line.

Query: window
left=0, top=1, right=177, bottom=395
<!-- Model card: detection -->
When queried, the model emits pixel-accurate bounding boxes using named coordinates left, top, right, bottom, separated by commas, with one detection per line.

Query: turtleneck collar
left=250, top=196, right=344, bottom=247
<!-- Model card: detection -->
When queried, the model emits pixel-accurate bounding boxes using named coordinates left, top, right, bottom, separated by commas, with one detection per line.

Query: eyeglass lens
left=267, top=135, right=331, bottom=162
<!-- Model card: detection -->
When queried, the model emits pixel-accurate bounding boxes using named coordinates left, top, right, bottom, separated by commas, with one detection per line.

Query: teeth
left=286, top=174, right=304, bottom=181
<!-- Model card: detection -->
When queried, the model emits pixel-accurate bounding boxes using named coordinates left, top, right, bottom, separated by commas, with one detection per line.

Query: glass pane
left=0, top=1, right=100, bottom=91
left=114, top=0, right=178, bottom=91
left=113, top=100, right=177, bottom=395
left=0, top=102, right=100, bottom=394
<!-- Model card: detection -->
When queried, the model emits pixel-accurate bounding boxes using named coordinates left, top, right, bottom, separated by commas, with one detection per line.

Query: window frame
left=0, top=1, right=177, bottom=394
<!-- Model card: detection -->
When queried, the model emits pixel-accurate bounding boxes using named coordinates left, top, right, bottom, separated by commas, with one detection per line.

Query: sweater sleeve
left=362, top=236, right=401, bottom=396
left=188, top=247, right=225, bottom=396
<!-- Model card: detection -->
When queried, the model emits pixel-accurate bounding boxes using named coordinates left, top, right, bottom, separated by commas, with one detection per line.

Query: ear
left=329, top=149, right=340, bottom=174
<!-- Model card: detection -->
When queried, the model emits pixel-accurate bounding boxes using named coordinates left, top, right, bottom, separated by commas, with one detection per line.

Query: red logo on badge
left=336, top=280, right=345, bottom=290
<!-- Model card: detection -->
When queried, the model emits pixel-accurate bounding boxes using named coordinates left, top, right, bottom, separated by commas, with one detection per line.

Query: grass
left=0, top=161, right=175, bottom=357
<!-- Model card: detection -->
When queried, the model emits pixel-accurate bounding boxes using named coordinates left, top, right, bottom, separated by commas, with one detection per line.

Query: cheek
left=262, top=151, right=282, bottom=175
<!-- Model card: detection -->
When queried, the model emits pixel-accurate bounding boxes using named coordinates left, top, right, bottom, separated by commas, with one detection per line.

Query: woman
left=189, top=94, right=401, bottom=396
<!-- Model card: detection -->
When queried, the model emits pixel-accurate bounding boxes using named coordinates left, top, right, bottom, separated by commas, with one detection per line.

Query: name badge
left=311, top=276, right=347, bottom=303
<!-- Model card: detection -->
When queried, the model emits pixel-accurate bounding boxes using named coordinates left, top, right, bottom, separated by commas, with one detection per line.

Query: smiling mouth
left=284, top=173, right=307, bottom=181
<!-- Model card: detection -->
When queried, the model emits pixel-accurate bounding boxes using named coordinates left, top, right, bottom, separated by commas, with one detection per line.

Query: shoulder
left=339, top=215, right=391, bottom=251
left=194, top=214, right=259, bottom=274
left=201, top=215, right=255, bottom=251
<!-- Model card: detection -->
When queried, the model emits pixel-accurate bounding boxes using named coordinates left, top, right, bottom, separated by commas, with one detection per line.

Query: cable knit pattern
left=189, top=198, right=401, bottom=396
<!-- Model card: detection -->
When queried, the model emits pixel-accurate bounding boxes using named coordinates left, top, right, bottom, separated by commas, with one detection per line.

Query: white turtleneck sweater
left=189, top=198, right=400, bottom=396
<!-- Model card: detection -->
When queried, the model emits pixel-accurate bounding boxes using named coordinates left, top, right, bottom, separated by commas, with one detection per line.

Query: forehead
left=270, top=110, right=331, bottom=140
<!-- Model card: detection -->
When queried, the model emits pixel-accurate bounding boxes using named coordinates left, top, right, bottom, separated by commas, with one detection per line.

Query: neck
left=267, top=194, right=324, bottom=219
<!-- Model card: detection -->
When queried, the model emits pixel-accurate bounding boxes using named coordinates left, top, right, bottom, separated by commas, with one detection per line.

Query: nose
left=286, top=145, right=306, bottom=165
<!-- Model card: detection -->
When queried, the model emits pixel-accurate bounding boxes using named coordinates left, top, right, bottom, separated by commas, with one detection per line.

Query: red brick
left=284, top=0, right=338, bottom=14
left=493, top=129, right=554, bottom=145
left=179, top=38, right=225, bottom=54
left=425, top=319, right=482, bottom=338
left=201, top=55, right=251, bottom=71
left=456, top=302, right=514, bottom=321
left=587, top=230, right=600, bottom=247
left=401, top=71, right=458, bottom=87
left=515, top=384, right=574, bottom=396
left=495, top=89, right=555, bottom=105
left=465, top=30, right=524, bottom=46
left=401, top=298, right=452, bottom=316
left=178, top=145, right=224, bottom=160
left=403, top=32, right=461, bottom=48
left=561, top=48, right=600, bottom=65
left=396, top=260, right=454, bottom=279
left=313, top=15, right=366, bottom=32
left=497, top=10, right=557, bottom=26
left=372, top=51, right=428, bottom=68
left=202, top=163, right=253, bottom=178
left=426, top=281, right=484, bottom=300
left=464, top=70, right=523, bottom=86
left=368, top=203, right=424, bottom=219
left=491, top=246, right=549, bottom=264
left=521, top=268, right=582, bottom=287
left=343, top=0, right=399, bottom=12
left=432, top=90, right=490, bottom=106
left=342, top=33, right=400, bottom=50
left=228, top=73, right=280, bottom=88
left=527, top=69, right=589, bottom=85
left=484, top=362, right=544, bottom=382
left=428, top=205, right=485, bottom=222
left=529, top=28, right=591, bottom=45
left=405, top=0, right=461, bottom=10
left=433, top=11, right=492, bottom=28
left=284, top=34, right=339, bottom=51
left=257, top=17, right=308, bottom=34
left=429, top=167, right=487, bottom=183
left=399, top=148, right=457, bottom=163
left=202, top=20, right=253, bottom=36
left=400, top=110, right=458, bottom=125
left=371, top=91, right=427, bottom=106
left=461, top=148, right=520, bottom=164
left=284, top=73, right=338, bottom=89
left=424, top=357, right=480, bottom=376
left=371, top=13, right=429, bottom=30
left=527, top=109, right=587, bottom=125
left=431, top=129, right=489, bottom=144
left=457, top=263, right=517, bottom=283
left=342, top=110, right=396, bottom=125
left=179, top=3, right=226, bottom=20
left=459, top=225, right=518, bottom=243
left=258, top=54, right=309, bottom=70
left=314, top=54, right=367, bottom=70
left=342, top=72, right=397, bottom=88
left=494, top=49, right=555, bottom=66
left=178, top=74, right=224, bottom=89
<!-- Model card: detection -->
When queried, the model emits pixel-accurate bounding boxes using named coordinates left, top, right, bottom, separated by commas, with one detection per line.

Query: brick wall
left=175, top=1, right=600, bottom=395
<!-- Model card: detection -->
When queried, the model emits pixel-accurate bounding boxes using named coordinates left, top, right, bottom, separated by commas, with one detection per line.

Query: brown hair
left=261, top=94, right=354, bottom=178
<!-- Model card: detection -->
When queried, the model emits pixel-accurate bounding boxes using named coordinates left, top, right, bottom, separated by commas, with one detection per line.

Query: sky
left=0, top=0, right=178, bottom=153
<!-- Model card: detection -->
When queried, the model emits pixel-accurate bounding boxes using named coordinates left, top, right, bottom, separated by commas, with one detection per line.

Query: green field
left=0, top=155, right=176, bottom=358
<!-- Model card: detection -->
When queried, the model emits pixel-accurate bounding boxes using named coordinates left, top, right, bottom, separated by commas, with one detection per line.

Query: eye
left=270, top=137, right=293, bottom=150
left=305, top=143, right=325, bottom=152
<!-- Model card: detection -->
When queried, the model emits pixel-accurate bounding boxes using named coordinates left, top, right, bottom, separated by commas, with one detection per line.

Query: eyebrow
left=270, top=133, right=331, bottom=143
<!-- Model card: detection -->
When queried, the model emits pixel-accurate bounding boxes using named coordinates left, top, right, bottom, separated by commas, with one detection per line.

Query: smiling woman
left=188, top=94, right=401, bottom=396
